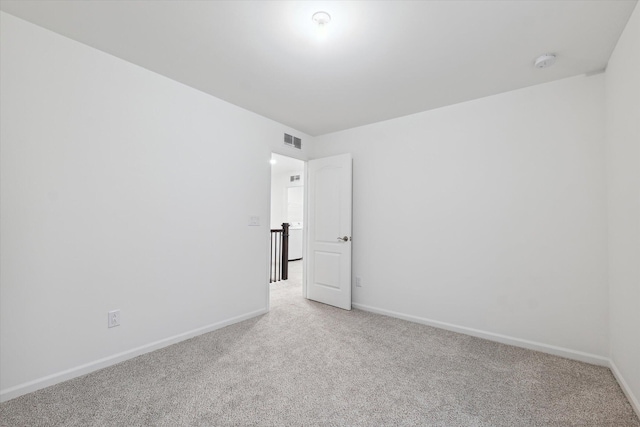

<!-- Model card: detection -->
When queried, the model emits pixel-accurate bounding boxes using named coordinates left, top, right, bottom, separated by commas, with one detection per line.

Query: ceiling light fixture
left=534, top=54, right=557, bottom=69
left=270, top=158, right=277, bottom=165
left=312, top=11, right=331, bottom=26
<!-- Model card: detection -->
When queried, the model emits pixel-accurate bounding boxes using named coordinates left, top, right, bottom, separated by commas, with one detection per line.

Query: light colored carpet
left=1, top=260, right=638, bottom=426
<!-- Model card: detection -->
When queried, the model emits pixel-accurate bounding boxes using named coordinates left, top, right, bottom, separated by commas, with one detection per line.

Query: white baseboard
left=609, top=360, right=640, bottom=419
left=352, top=303, right=610, bottom=366
left=0, top=308, right=268, bottom=403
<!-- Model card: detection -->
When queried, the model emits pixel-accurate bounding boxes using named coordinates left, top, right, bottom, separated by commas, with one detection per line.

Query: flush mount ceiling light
left=312, top=11, right=331, bottom=26
left=534, top=53, right=557, bottom=69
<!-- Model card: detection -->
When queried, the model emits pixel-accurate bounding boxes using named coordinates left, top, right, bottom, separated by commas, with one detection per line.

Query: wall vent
left=284, top=133, right=302, bottom=149
left=290, top=175, right=301, bottom=182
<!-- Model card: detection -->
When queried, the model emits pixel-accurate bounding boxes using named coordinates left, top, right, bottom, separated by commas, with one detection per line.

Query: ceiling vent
left=284, top=133, right=302, bottom=149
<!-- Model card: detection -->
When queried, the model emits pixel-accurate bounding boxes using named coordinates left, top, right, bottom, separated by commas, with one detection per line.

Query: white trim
left=352, top=303, right=609, bottom=366
left=302, top=160, right=308, bottom=299
left=0, top=308, right=268, bottom=403
left=609, top=359, right=640, bottom=419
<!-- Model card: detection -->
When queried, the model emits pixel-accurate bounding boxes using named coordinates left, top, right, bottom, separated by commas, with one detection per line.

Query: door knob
left=337, top=236, right=349, bottom=242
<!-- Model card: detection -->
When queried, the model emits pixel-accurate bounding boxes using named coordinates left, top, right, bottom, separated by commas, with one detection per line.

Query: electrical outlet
left=249, top=216, right=260, bottom=226
left=355, top=277, right=362, bottom=288
left=108, top=310, right=120, bottom=328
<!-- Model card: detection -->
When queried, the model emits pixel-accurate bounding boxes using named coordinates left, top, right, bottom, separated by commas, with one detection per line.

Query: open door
left=306, top=153, right=352, bottom=310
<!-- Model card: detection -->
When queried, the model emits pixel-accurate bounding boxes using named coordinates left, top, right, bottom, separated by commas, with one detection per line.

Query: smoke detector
left=535, top=54, right=557, bottom=69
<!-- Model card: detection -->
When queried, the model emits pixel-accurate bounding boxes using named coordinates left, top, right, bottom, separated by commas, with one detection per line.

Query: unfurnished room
left=0, top=1, right=639, bottom=426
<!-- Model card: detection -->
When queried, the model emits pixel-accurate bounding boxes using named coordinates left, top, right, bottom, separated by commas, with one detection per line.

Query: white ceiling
left=1, top=0, right=637, bottom=136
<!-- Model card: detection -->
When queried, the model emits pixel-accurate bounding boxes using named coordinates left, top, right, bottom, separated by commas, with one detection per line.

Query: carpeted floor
left=1, top=260, right=638, bottom=426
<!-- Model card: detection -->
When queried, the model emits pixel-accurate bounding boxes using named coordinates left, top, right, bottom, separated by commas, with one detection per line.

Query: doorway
left=269, top=153, right=306, bottom=302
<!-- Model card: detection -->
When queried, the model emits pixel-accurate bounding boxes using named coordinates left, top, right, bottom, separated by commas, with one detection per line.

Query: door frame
left=266, top=152, right=308, bottom=311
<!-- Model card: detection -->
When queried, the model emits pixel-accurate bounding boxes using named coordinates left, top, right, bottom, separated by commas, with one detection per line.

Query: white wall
left=0, top=12, right=310, bottom=400
left=313, top=74, right=609, bottom=361
left=605, top=3, right=640, bottom=413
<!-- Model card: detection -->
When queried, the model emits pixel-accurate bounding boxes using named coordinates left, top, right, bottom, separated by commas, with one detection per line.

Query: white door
left=306, top=153, right=352, bottom=310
